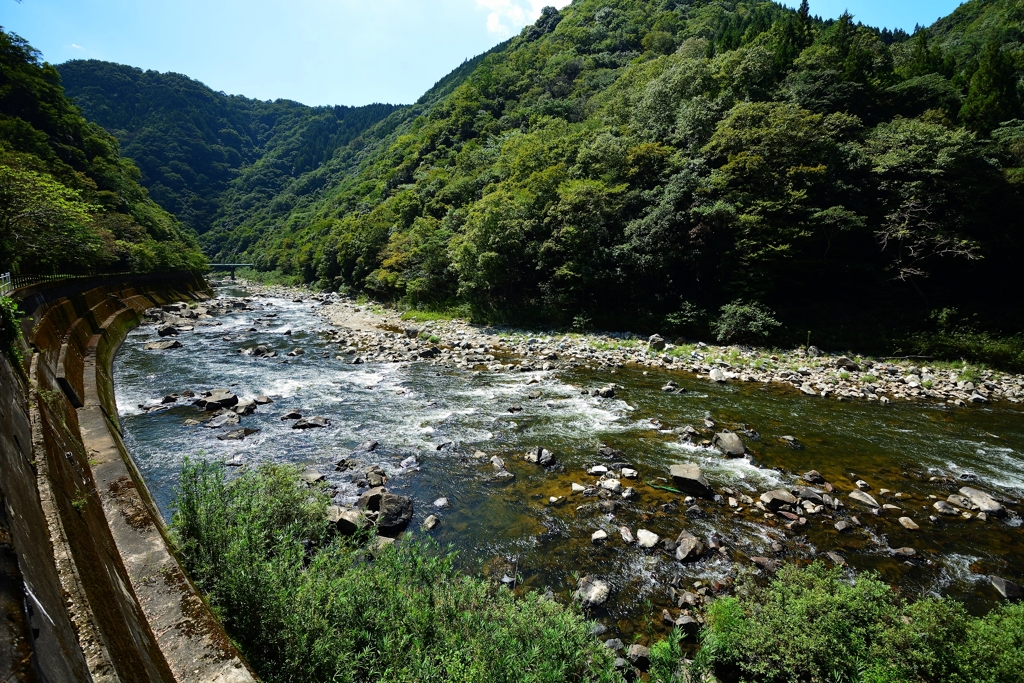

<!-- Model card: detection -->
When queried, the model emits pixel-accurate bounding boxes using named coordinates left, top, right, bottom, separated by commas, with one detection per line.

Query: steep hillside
left=0, top=29, right=204, bottom=274
left=54, top=0, right=1024, bottom=365
left=58, top=60, right=400, bottom=237
left=239, top=0, right=1024, bottom=358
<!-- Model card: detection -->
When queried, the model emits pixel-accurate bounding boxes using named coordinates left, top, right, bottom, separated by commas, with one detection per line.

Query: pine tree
left=961, top=37, right=1021, bottom=134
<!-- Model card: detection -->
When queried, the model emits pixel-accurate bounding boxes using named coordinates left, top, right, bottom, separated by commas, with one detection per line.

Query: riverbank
left=122, top=275, right=1024, bottom=674
left=229, top=277, right=1024, bottom=410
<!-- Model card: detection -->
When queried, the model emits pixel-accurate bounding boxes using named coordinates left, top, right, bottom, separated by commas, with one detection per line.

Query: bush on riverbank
left=693, top=562, right=1024, bottom=683
left=171, top=459, right=622, bottom=683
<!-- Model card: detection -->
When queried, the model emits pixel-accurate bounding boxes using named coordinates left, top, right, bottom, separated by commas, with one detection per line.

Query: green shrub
left=172, top=459, right=622, bottom=683
left=712, top=301, right=782, bottom=345
left=697, top=562, right=1024, bottom=683
left=0, top=295, right=24, bottom=368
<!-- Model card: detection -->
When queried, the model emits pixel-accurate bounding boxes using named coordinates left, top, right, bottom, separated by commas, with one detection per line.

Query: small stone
left=636, top=529, right=660, bottom=548
left=835, top=521, right=852, bottom=533
left=571, top=482, right=586, bottom=493
left=423, top=515, right=440, bottom=530
left=803, top=470, right=825, bottom=484
left=592, top=529, right=609, bottom=543
left=899, top=517, right=919, bottom=530
left=619, top=526, right=634, bottom=543
left=433, top=497, right=449, bottom=508
left=576, top=576, right=610, bottom=606
left=849, top=490, right=880, bottom=508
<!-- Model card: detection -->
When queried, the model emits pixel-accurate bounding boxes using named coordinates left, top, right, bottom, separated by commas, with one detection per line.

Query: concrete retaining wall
left=0, top=273, right=257, bottom=683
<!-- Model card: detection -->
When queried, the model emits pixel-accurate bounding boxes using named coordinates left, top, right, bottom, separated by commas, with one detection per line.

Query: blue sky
left=2, top=0, right=964, bottom=107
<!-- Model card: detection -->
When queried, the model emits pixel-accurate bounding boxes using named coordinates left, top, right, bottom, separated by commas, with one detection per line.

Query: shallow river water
left=114, top=285, right=1024, bottom=640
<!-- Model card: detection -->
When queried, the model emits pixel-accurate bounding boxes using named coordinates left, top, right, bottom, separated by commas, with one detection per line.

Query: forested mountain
left=57, top=61, right=400, bottom=239
left=56, top=0, right=1024, bottom=363
left=0, top=29, right=204, bottom=274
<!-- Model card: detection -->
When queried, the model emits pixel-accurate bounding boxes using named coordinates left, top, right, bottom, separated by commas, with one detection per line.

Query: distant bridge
left=207, top=263, right=253, bottom=280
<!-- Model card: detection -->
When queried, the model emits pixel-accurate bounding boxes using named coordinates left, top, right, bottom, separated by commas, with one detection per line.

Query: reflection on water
left=115, top=286, right=1024, bottom=638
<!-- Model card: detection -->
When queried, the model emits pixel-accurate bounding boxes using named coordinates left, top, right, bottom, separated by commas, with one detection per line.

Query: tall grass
left=171, top=459, right=622, bottom=683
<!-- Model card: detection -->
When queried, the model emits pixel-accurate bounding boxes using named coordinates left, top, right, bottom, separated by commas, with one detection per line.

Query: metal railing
left=0, top=272, right=10, bottom=296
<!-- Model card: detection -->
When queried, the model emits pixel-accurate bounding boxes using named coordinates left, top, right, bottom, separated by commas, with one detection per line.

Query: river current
left=114, top=285, right=1024, bottom=639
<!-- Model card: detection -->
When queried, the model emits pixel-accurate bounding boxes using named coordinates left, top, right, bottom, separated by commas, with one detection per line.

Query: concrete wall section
left=0, top=273, right=258, bottom=683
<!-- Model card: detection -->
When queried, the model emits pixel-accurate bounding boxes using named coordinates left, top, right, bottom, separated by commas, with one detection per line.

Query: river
left=113, top=283, right=1024, bottom=640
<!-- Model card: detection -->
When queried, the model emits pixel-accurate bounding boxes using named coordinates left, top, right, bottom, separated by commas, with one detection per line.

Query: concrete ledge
left=0, top=273, right=257, bottom=683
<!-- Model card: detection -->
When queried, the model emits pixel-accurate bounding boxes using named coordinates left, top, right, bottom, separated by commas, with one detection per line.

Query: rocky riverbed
left=117, top=279, right=1024, bottom=659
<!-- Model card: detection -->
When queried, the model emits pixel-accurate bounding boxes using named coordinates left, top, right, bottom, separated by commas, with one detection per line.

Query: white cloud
left=476, top=0, right=572, bottom=35
left=70, top=43, right=84, bottom=50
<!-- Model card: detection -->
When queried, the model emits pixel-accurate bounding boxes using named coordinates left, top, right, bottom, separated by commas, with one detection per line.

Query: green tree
left=961, top=38, right=1021, bottom=134
left=0, top=164, right=103, bottom=272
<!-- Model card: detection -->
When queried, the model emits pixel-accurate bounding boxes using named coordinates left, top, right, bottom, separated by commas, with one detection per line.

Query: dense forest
left=58, top=0, right=1024, bottom=365
left=0, top=28, right=204, bottom=275
left=57, top=61, right=401, bottom=239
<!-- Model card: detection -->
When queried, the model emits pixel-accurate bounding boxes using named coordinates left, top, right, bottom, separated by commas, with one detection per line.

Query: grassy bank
left=171, top=460, right=622, bottom=683
left=172, top=461, right=1024, bottom=683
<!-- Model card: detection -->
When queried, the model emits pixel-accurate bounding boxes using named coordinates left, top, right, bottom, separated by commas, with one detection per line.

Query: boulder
left=144, top=340, right=182, bottom=350
left=899, top=517, right=920, bottom=530
left=648, top=334, right=666, bottom=351
left=712, top=431, right=745, bottom=457
left=352, top=439, right=379, bottom=454
left=803, top=470, right=826, bottom=484
left=204, top=390, right=239, bottom=409
left=933, top=500, right=957, bottom=515
left=636, top=529, right=660, bottom=549
left=675, top=532, right=705, bottom=562
left=591, top=529, right=609, bottom=543
left=299, top=469, right=325, bottom=485
left=357, top=486, right=387, bottom=511
left=376, top=493, right=414, bottom=535
left=626, top=644, right=650, bottom=670
left=760, top=489, right=797, bottom=511
left=233, top=398, right=256, bottom=415
left=708, top=367, right=727, bottom=382
left=576, top=576, right=610, bottom=607
left=217, top=428, right=259, bottom=441
left=958, top=487, right=1007, bottom=518
left=792, top=486, right=823, bottom=505
left=293, top=416, right=329, bottom=429
left=422, top=515, right=440, bottom=530
left=204, top=412, right=240, bottom=429
left=849, top=490, right=880, bottom=508
left=281, top=411, right=302, bottom=420
left=990, top=576, right=1023, bottom=600
left=157, top=325, right=178, bottom=337
left=365, top=466, right=387, bottom=487
left=524, top=447, right=555, bottom=466
left=669, top=464, right=714, bottom=499
left=327, top=507, right=369, bottom=535
left=619, top=526, right=634, bottom=543
left=599, top=479, right=622, bottom=493
left=835, top=521, right=852, bottom=533
left=255, top=395, right=273, bottom=404
left=835, top=356, right=860, bottom=371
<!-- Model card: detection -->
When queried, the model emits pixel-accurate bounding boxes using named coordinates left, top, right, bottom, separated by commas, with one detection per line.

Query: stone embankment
left=0, top=273, right=256, bottom=683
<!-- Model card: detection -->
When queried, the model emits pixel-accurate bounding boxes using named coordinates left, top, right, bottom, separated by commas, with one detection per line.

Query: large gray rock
left=524, top=447, right=555, bottom=466
left=293, top=416, right=329, bottom=429
left=713, top=431, right=745, bottom=457
left=760, top=489, right=797, bottom=511
left=835, top=356, right=860, bottom=371
left=933, top=500, right=957, bottom=515
left=648, top=334, right=666, bottom=351
left=675, top=531, right=706, bottom=562
left=357, top=486, right=387, bottom=511
left=792, top=486, right=823, bottom=505
left=670, top=464, right=714, bottom=498
left=204, top=412, right=240, bottom=429
left=376, top=493, right=413, bottom=534
left=848, top=490, right=880, bottom=508
left=990, top=576, right=1023, bottom=600
left=157, top=325, right=178, bottom=337
left=144, top=340, right=182, bottom=350
left=203, top=390, right=239, bottom=409
left=327, top=506, right=370, bottom=535
left=576, top=576, right=611, bottom=607
left=959, top=487, right=1007, bottom=518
